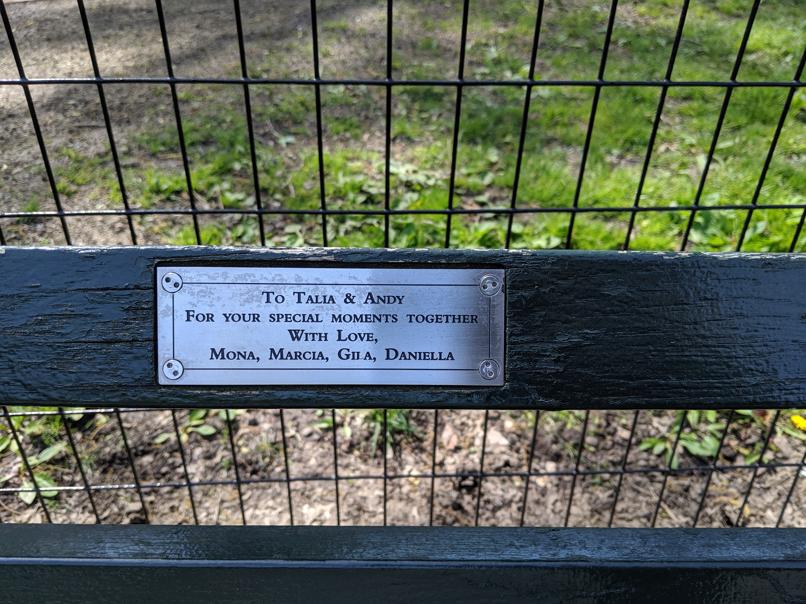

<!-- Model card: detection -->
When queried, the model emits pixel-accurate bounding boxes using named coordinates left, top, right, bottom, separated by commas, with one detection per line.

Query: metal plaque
left=156, top=266, right=505, bottom=386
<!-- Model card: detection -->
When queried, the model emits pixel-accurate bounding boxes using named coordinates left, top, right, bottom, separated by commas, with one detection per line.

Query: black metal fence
left=0, top=0, right=803, bottom=250
left=0, top=1, right=804, bottom=529
left=2, top=406, right=804, bottom=527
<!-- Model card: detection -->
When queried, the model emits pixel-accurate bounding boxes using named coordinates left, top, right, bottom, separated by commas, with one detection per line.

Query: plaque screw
left=479, top=359, right=500, bottom=380
left=161, top=272, right=183, bottom=293
left=479, top=274, right=502, bottom=296
left=162, top=359, right=184, bottom=380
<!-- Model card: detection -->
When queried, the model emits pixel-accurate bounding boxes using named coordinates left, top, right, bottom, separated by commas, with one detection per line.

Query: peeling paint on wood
left=1, top=247, right=804, bottom=409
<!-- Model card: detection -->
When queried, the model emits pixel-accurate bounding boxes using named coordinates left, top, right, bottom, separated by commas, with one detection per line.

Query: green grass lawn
left=44, top=0, right=805, bottom=251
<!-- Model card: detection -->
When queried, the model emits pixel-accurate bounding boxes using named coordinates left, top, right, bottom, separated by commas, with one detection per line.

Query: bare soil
left=1, top=407, right=803, bottom=527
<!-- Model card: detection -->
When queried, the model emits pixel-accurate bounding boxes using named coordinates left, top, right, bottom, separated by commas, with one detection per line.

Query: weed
left=153, top=409, right=244, bottom=445
left=0, top=407, right=91, bottom=504
left=640, top=410, right=727, bottom=468
left=363, top=409, right=419, bottom=454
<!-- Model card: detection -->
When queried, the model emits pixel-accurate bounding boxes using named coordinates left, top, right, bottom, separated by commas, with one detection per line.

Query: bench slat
left=0, top=525, right=804, bottom=603
left=1, top=247, right=804, bottom=409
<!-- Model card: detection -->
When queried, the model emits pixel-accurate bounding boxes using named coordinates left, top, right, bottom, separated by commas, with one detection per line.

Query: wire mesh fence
left=1, top=406, right=805, bottom=527
left=0, top=1, right=804, bottom=527
left=0, top=0, right=803, bottom=250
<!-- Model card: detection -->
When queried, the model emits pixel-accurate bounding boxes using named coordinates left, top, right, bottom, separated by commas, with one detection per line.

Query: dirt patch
left=0, top=0, right=322, bottom=244
left=1, top=407, right=803, bottom=527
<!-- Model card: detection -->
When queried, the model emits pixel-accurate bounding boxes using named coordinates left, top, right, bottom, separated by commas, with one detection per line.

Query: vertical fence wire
left=428, top=409, right=439, bottom=526
left=737, top=47, right=806, bottom=251
left=114, top=409, right=149, bottom=523
left=735, top=409, right=781, bottom=526
left=622, top=0, right=689, bottom=250
left=75, top=0, right=137, bottom=245
left=791, top=207, right=806, bottom=253
left=57, top=407, right=100, bottom=523
left=330, top=409, right=341, bottom=525
left=1, top=406, right=52, bottom=523
left=0, top=0, right=71, bottom=244
left=650, top=411, right=688, bottom=527
left=383, top=0, right=393, bottom=247
left=278, top=409, right=294, bottom=525
left=473, top=409, right=490, bottom=526
left=443, top=0, right=470, bottom=249
left=518, top=410, right=540, bottom=526
left=565, top=0, right=619, bottom=249
left=563, top=410, right=590, bottom=527
left=691, top=409, right=735, bottom=527
left=504, top=0, right=543, bottom=249
left=382, top=408, right=388, bottom=526
left=777, top=444, right=806, bottom=528
left=232, top=0, right=267, bottom=247
left=309, top=0, right=328, bottom=246
left=224, top=409, right=246, bottom=525
left=153, top=0, right=201, bottom=244
left=169, top=411, right=198, bottom=524
left=607, top=410, right=640, bottom=527
left=679, top=0, right=761, bottom=251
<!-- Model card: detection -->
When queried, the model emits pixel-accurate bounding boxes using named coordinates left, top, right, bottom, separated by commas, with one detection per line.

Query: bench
left=1, top=246, right=805, bottom=602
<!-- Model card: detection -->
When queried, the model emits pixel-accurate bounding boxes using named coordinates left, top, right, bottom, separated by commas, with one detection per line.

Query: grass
left=362, top=409, right=420, bottom=454
left=17, top=0, right=804, bottom=253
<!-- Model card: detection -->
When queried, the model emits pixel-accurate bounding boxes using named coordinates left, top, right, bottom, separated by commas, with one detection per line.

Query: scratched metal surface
left=155, top=266, right=505, bottom=386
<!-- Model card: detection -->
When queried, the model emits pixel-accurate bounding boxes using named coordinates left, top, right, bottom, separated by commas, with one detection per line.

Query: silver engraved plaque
left=156, top=266, right=505, bottom=386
